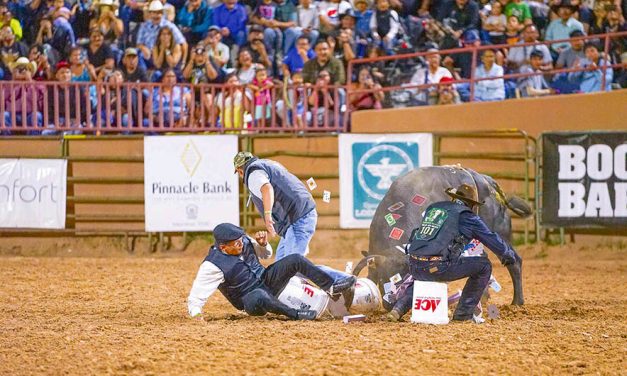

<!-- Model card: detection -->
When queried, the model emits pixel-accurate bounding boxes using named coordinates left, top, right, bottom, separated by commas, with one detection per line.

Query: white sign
left=410, top=281, right=449, bottom=325
left=339, top=133, right=433, bottom=228
left=144, top=135, right=239, bottom=232
left=0, top=159, right=67, bottom=229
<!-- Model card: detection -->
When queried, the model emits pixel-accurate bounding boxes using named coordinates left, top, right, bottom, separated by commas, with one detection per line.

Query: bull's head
left=353, top=248, right=409, bottom=305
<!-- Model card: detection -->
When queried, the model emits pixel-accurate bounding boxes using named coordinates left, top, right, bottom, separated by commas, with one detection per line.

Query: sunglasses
left=16, top=66, right=28, bottom=73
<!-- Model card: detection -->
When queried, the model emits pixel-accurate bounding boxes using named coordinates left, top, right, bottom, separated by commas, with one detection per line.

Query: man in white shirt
left=408, top=48, right=453, bottom=105
left=187, top=223, right=356, bottom=320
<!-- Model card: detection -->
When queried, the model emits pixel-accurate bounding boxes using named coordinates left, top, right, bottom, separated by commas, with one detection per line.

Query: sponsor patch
left=387, top=202, right=405, bottom=212
left=389, top=227, right=404, bottom=240
left=384, top=213, right=396, bottom=226
left=411, top=194, right=427, bottom=205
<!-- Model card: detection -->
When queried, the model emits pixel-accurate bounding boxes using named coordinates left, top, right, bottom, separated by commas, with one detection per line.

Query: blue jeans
left=393, top=256, right=492, bottom=320
left=2, top=112, right=43, bottom=135
left=275, top=209, right=317, bottom=261
left=241, top=254, right=335, bottom=318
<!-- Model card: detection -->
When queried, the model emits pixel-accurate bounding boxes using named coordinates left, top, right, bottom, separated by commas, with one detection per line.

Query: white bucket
left=410, top=281, right=449, bottom=325
left=326, top=277, right=383, bottom=317
left=276, top=276, right=330, bottom=319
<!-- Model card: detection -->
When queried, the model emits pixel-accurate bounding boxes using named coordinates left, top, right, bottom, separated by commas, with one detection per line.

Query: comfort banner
left=0, top=159, right=67, bottom=229
left=542, top=132, right=627, bottom=228
left=144, top=135, right=239, bottom=232
left=339, top=134, right=433, bottom=228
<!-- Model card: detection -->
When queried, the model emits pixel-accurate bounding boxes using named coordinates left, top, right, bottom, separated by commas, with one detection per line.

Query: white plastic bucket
left=410, top=281, right=449, bottom=325
left=276, top=276, right=330, bottom=319
left=326, top=277, right=383, bottom=317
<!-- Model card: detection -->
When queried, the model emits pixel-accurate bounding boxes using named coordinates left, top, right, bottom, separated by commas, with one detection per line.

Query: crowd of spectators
left=0, top=0, right=624, bottom=131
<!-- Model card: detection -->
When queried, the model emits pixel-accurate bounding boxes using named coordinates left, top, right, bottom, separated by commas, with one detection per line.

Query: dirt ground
left=0, top=234, right=626, bottom=376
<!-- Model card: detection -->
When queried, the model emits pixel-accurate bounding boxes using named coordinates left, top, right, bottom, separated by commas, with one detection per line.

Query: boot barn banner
left=0, top=159, right=67, bottom=229
left=542, top=132, right=627, bottom=228
left=339, top=133, right=433, bottom=228
left=144, top=135, right=240, bottom=232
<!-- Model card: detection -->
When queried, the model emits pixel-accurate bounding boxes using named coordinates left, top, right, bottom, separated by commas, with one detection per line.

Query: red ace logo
left=414, top=297, right=441, bottom=312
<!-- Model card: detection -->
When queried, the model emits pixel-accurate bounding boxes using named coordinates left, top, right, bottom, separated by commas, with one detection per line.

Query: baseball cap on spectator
left=354, top=0, right=368, bottom=5
left=55, top=61, right=70, bottom=71
left=148, top=0, right=164, bottom=12
left=570, top=29, right=585, bottom=38
left=250, top=24, right=264, bottom=34
left=208, top=25, right=221, bottom=33
left=124, top=47, right=139, bottom=57
left=439, top=76, right=454, bottom=84
left=530, top=50, right=544, bottom=59
left=56, top=7, right=71, bottom=18
left=340, top=8, right=356, bottom=19
left=462, top=30, right=480, bottom=44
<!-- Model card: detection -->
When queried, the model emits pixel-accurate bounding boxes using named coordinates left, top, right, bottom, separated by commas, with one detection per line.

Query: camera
left=195, top=48, right=205, bottom=55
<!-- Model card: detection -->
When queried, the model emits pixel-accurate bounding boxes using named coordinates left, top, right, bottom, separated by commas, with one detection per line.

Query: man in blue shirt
left=545, top=0, right=584, bottom=55
left=568, top=42, right=613, bottom=93
left=387, top=183, right=519, bottom=322
left=282, top=35, right=315, bottom=77
left=176, top=0, right=213, bottom=45
left=137, top=1, right=187, bottom=68
left=213, top=0, right=248, bottom=48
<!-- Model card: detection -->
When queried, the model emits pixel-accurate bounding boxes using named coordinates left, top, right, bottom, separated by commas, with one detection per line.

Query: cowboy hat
left=445, top=183, right=484, bottom=206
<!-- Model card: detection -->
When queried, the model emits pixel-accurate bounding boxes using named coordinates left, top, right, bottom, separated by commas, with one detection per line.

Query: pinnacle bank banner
left=144, top=135, right=239, bottom=232
left=339, top=133, right=433, bottom=228
left=0, top=159, right=67, bottom=229
left=542, top=132, right=627, bottom=228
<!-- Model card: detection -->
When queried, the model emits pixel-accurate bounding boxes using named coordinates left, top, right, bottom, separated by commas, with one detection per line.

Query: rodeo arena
left=1, top=0, right=627, bottom=373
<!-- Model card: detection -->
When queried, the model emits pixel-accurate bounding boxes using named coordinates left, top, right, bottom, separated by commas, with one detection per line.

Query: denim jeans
left=2, top=112, right=43, bottom=135
left=393, top=256, right=492, bottom=320
left=275, top=209, right=317, bottom=260
left=241, top=253, right=335, bottom=318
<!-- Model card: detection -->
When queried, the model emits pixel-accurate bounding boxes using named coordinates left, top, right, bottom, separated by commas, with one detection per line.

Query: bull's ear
left=361, top=250, right=368, bottom=257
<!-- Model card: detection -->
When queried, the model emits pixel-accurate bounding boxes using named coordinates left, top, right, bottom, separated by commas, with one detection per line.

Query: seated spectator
left=86, top=28, right=116, bottom=79
left=435, top=76, right=462, bottom=105
left=236, top=48, right=258, bottom=84
left=215, top=73, right=252, bottom=130
left=243, top=24, right=273, bottom=68
left=152, top=26, right=183, bottom=77
left=0, top=3, right=22, bottom=41
left=474, top=48, right=505, bottom=101
left=147, top=68, right=191, bottom=127
left=248, top=65, right=274, bottom=124
left=505, top=15, right=521, bottom=45
left=0, top=25, right=28, bottom=80
left=212, top=0, right=248, bottom=48
left=302, top=40, right=346, bottom=85
left=318, top=0, right=352, bottom=35
left=274, top=0, right=299, bottom=55
left=370, top=0, right=401, bottom=55
left=440, top=0, right=480, bottom=41
left=504, top=0, right=533, bottom=29
left=183, top=44, right=223, bottom=125
left=90, top=0, right=124, bottom=51
left=176, top=0, right=213, bottom=45
left=481, top=0, right=507, bottom=45
left=251, top=0, right=284, bottom=69
left=568, top=42, right=613, bottom=92
left=354, top=0, right=373, bottom=58
left=517, top=50, right=554, bottom=97
left=295, top=0, right=320, bottom=46
left=282, top=35, right=314, bottom=77
left=408, top=48, right=453, bottom=105
left=137, top=1, right=187, bottom=68
left=69, top=46, right=97, bottom=82
left=121, top=48, right=149, bottom=82
left=307, top=69, right=338, bottom=126
left=48, top=61, right=89, bottom=131
left=546, top=0, right=584, bottom=57
left=50, top=7, right=75, bottom=59
left=71, top=0, right=97, bottom=44
left=507, top=24, right=553, bottom=72
left=28, top=45, right=52, bottom=81
left=143, top=0, right=177, bottom=22
left=327, top=29, right=356, bottom=67
left=203, top=26, right=230, bottom=68
left=100, top=69, right=139, bottom=129
left=349, top=66, right=384, bottom=110
left=556, top=29, right=586, bottom=68
left=2, top=57, right=44, bottom=133
left=442, top=29, right=481, bottom=79
left=276, top=70, right=307, bottom=127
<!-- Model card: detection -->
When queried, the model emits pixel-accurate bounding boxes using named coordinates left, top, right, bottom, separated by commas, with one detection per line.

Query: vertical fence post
left=601, top=33, right=611, bottom=91
left=469, top=47, right=478, bottom=102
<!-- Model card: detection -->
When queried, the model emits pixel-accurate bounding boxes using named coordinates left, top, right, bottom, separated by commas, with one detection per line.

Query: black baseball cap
left=213, top=223, right=246, bottom=245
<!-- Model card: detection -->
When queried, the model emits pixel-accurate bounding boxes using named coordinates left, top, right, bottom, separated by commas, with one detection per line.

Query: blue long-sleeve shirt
left=176, top=0, right=213, bottom=35
left=568, top=58, right=613, bottom=93
left=474, top=63, right=505, bottom=101
left=213, top=3, right=248, bottom=37
left=458, top=211, right=514, bottom=262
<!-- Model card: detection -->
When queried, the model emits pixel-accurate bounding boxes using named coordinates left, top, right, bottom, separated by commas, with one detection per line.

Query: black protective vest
left=407, top=201, right=473, bottom=260
left=204, top=237, right=266, bottom=310
left=243, top=158, right=316, bottom=237
left=376, top=10, right=392, bottom=37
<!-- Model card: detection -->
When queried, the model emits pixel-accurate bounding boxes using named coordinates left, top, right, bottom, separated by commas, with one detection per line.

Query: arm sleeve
left=387, top=10, right=400, bottom=39
left=247, top=170, right=271, bottom=199
left=187, top=261, right=225, bottom=317
left=249, top=236, right=274, bottom=259
left=458, top=211, right=513, bottom=261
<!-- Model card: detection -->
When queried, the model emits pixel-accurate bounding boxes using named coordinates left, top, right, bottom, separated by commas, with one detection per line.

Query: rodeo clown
left=187, top=223, right=356, bottom=320
left=386, top=184, right=521, bottom=322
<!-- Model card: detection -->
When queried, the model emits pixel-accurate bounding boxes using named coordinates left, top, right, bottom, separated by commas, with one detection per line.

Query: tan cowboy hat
left=12, top=57, right=37, bottom=74
left=445, top=183, right=484, bottom=206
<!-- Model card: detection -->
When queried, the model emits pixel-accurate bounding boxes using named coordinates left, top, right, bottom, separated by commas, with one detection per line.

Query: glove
left=501, top=250, right=517, bottom=266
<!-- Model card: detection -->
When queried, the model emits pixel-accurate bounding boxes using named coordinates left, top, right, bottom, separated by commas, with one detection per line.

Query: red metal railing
left=0, top=32, right=624, bottom=134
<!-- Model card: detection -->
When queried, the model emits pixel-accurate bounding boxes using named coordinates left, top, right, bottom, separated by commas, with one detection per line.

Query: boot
left=385, top=309, right=402, bottom=322
left=328, top=275, right=356, bottom=298
left=295, top=309, right=317, bottom=320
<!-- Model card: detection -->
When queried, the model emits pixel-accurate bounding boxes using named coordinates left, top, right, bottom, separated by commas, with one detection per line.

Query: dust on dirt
left=0, top=234, right=625, bottom=375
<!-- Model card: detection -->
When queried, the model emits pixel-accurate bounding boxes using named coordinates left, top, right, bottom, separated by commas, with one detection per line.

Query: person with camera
left=349, top=66, right=384, bottom=110
left=568, top=42, right=613, bottom=93
left=243, top=24, right=272, bottom=69
left=183, top=44, right=223, bottom=126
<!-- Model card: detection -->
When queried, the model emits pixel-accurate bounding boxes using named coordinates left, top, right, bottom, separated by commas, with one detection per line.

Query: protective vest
left=243, top=158, right=315, bottom=237
left=406, top=201, right=473, bottom=260
left=376, top=10, right=392, bottom=37
left=204, top=237, right=266, bottom=310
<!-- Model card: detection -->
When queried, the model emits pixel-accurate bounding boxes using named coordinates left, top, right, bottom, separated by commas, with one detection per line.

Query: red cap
left=439, top=76, right=454, bottom=84
left=55, top=61, right=70, bottom=71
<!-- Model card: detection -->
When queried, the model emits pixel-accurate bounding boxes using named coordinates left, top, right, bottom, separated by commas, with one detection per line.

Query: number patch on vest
left=416, top=208, right=448, bottom=240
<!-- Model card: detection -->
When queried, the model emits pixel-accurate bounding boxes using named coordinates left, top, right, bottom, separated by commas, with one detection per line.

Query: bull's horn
left=352, top=255, right=387, bottom=276
left=506, top=196, right=533, bottom=218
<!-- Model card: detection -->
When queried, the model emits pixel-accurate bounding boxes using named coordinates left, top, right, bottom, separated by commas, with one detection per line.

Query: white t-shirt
left=318, top=0, right=352, bottom=26
left=247, top=170, right=271, bottom=199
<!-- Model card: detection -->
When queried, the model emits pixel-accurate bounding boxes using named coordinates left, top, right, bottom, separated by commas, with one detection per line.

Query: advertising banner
left=144, top=135, right=239, bottom=232
left=339, top=134, right=433, bottom=228
left=542, top=132, right=627, bottom=228
left=0, top=159, right=67, bottom=229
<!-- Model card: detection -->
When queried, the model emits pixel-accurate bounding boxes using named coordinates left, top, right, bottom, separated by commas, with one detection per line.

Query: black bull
left=353, top=166, right=531, bottom=307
